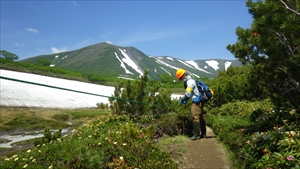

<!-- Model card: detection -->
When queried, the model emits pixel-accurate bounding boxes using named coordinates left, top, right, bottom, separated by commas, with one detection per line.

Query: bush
left=206, top=100, right=300, bottom=169
left=0, top=114, right=178, bottom=169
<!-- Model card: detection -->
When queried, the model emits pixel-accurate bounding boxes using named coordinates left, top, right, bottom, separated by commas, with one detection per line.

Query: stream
left=0, top=128, right=70, bottom=148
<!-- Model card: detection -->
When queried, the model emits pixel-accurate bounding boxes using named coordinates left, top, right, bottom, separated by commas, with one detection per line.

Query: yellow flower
left=27, top=149, right=31, bottom=153
left=32, top=158, right=36, bottom=163
left=113, top=142, right=117, bottom=144
left=38, top=150, right=41, bottom=153
left=120, top=156, right=124, bottom=160
left=14, top=157, right=19, bottom=161
left=4, top=158, right=9, bottom=161
left=23, top=164, right=28, bottom=168
left=48, top=166, right=53, bottom=169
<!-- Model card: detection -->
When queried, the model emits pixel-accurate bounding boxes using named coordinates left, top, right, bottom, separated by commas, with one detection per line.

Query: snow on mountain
left=155, top=57, right=179, bottom=70
left=177, top=59, right=195, bottom=69
left=119, top=49, right=144, bottom=76
left=166, top=57, right=174, bottom=61
left=160, top=67, right=172, bottom=76
left=205, top=60, right=220, bottom=71
left=225, top=61, right=232, bottom=70
left=115, top=52, right=134, bottom=75
left=185, top=60, right=212, bottom=74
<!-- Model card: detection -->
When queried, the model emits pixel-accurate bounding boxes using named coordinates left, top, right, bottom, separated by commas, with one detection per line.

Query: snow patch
left=166, top=57, right=174, bottom=61
left=177, top=59, right=194, bottom=69
left=225, top=61, right=232, bottom=70
left=50, top=64, right=55, bottom=67
left=154, top=58, right=178, bottom=70
left=0, top=69, right=181, bottom=109
left=118, top=49, right=143, bottom=77
left=205, top=60, right=219, bottom=71
left=185, top=60, right=212, bottom=74
left=115, top=52, right=133, bottom=74
left=55, top=55, right=59, bottom=58
left=160, top=67, right=171, bottom=76
left=61, top=55, right=68, bottom=60
left=118, top=76, right=135, bottom=80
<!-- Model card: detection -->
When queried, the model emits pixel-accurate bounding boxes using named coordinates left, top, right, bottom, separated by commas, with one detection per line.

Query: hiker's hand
left=180, top=98, right=187, bottom=105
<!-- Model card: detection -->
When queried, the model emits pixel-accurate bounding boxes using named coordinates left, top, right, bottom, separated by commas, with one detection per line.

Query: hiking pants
left=191, top=102, right=204, bottom=122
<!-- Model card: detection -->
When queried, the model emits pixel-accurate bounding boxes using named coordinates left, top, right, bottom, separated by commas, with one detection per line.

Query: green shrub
left=51, top=113, right=70, bottom=121
left=206, top=100, right=300, bottom=169
left=0, top=114, right=178, bottom=169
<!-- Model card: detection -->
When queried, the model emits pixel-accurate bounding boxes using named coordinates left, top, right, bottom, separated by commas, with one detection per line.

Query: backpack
left=183, top=79, right=214, bottom=103
left=194, top=80, right=214, bottom=103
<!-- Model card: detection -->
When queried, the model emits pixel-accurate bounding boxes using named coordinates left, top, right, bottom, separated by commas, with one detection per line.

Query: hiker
left=176, top=68, right=207, bottom=140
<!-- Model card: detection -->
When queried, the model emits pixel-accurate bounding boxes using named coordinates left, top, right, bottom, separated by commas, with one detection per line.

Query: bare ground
left=176, top=127, right=232, bottom=169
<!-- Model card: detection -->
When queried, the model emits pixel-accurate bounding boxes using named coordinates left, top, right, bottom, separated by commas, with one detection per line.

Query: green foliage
left=0, top=50, right=19, bottom=61
left=207, top=65, right=267, bottom=107
left=206, top=99, right=300, bottom=168
left=0, top=115, right=178, bottom=169
left=34, top=128, right=62, bottom=146
left=2, top=114, right=69, bottom=131
left=226, top=0, right=300, bottom=111
left=51, top=113, right=70, bottom=121
left=109, top=69, right=174, bottom=118
left=159, top=73, right=173, bottom=84
left=35, top=58, right=51, bottom=66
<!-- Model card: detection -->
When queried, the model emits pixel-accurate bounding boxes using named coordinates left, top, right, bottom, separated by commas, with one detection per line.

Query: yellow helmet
left=176, top=68, right=186, bottom=79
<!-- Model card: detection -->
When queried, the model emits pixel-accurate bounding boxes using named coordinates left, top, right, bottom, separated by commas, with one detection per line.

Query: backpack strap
left=184, top=81, right=187, bottom=89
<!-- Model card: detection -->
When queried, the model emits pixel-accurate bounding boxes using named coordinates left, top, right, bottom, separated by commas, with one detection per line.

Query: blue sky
left=1, top=1, right=253, bottom=61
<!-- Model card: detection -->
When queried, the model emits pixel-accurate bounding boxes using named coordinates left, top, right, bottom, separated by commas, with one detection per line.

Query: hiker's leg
left=190, top=103, right=201, bottom=140
left=199, top=102, right=207, bottom=138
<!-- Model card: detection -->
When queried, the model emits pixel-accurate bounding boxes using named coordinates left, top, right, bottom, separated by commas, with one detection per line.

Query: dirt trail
left=178, top=127, right=232, bottom=169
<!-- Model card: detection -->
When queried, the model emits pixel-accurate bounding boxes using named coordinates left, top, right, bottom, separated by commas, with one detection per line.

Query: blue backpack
left=193, top=80, right=213, bottom=103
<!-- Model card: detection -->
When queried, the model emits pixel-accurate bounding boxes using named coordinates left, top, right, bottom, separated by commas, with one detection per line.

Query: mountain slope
left=20, top=42, right=242, bottom=79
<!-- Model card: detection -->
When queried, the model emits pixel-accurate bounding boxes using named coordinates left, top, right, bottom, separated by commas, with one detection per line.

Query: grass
left=157, top=135, right=188, bottom=164
left=0, top=107, right=110, bottom=157
left=0, top=107, right=109, bottom=132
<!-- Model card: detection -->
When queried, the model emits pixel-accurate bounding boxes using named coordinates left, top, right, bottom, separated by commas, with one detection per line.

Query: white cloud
left=25, top=28, right=39, bottom=33
left=106, top=41, right=113, bottom=44
left=51, top=47, right=67, bottom=53
left=15, top=42, right=24, bottom=47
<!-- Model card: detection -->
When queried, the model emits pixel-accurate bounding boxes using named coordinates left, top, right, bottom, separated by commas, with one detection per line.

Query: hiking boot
left=200, top=134, right=207, bottom=138
left=190, top=122, right=201, bottom=140
left=190, top=134, right=200, bottom=140
left=200, top=120, right=206, bottom=138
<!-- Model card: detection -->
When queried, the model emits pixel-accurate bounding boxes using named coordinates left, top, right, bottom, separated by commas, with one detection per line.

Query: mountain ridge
left=20, top=42, right=242, bottom=80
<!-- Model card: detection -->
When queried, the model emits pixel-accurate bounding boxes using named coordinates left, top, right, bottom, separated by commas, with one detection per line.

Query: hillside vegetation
left=1, top=0, right=299, bottom=168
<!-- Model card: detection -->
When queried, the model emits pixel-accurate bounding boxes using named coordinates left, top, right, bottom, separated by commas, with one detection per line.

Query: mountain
left=20, top=42, right=242, bottom=80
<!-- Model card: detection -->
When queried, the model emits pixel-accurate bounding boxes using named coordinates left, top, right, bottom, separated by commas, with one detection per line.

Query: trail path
left=178, top=127, right=232, bottom=169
